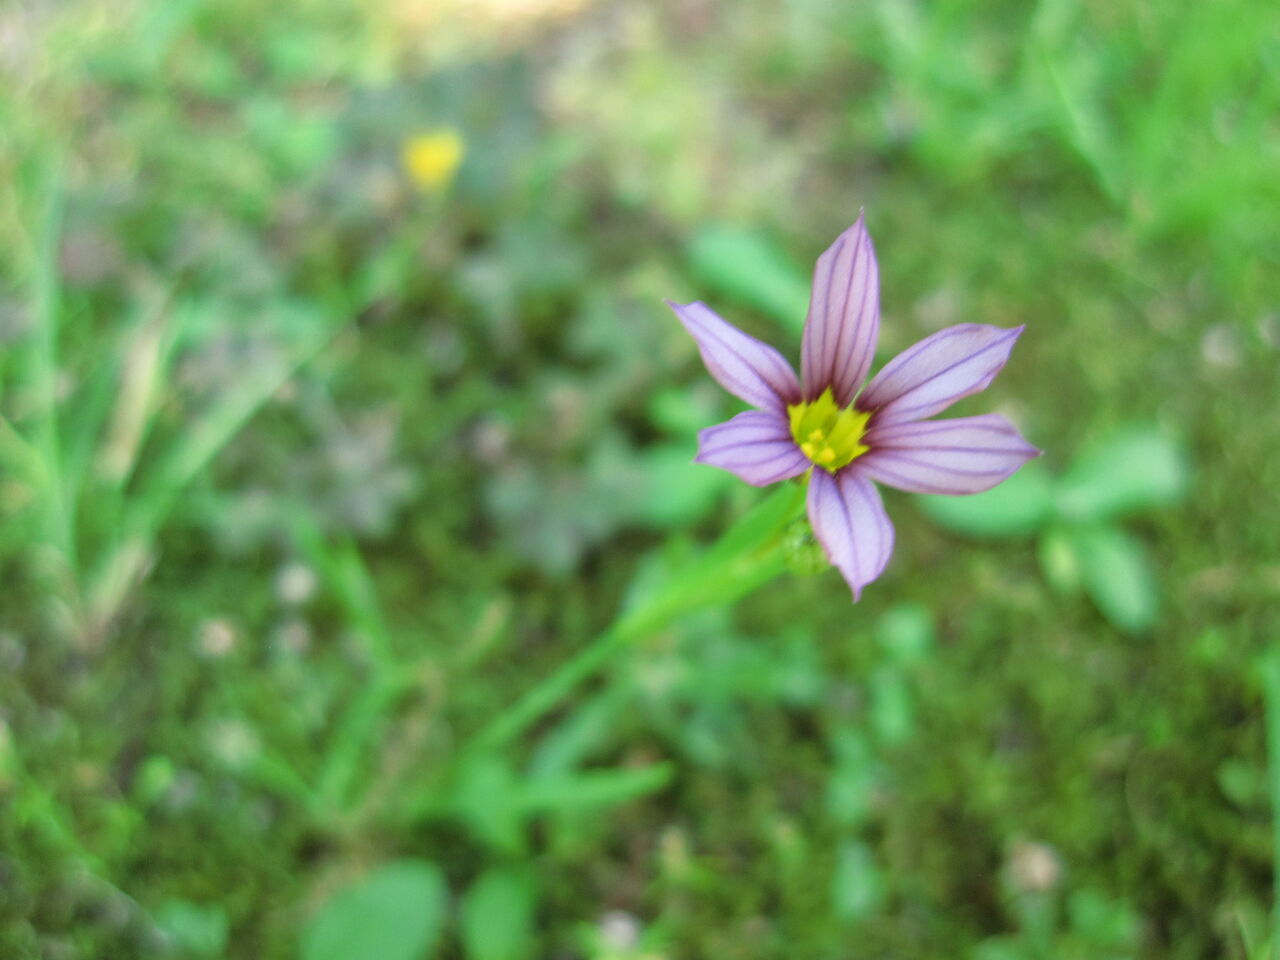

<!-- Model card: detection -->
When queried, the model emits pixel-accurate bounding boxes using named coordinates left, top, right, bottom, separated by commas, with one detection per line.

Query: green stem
left=470, top=483, right=807, bottom=753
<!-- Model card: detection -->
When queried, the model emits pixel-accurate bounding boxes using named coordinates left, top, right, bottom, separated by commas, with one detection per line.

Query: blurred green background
left=2, top=0, right=1278, bottom=957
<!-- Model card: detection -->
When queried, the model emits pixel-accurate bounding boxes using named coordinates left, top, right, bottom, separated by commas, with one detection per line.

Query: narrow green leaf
left=0, top=415, right=47, bottom=489
left=528, top=688, right=628, bottom=779
left=616, top=482, right=806, bottom=638
left=1035, top=35, right=1125, bottom=202
left=291, top=517, right=394, bottom=665
left=518, top=762, right=674, bottom=815
left=687, top=226, right=810, bottom=334
left=26, top=157, right=75, bottom=567
left=700, top=483, right=808, bottom=568
left=1069, top=525, right=1159, bottom=634
left=301, top=861, right=447, bottom=960
left=1054, top=426, right=1189, bottom=522
left=95, top=301, right=180, bottom=490
left=460, top=868, right=537, bottom=960
left=916, top=461, right=1053, bottom=539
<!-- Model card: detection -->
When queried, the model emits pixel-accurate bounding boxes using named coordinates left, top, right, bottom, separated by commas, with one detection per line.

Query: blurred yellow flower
left=402, top=130, right=465, bottom=190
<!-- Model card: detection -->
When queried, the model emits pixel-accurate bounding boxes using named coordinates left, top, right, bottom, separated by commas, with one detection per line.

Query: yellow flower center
left=787, top=388, right=871, bottom=474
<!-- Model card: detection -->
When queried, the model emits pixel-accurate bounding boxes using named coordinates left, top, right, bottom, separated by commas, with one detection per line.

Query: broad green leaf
left=449, top=754, right=525, bottom=854
left=1215, top=757, right=1264, bottom=808
left=1067, top=888, right=1139, bottom=947
left=1068, top=526, right=1159, bottom=634
left=460, top=868, right=537, bottom=960
left=301, top=861, right=446, bottom=960
left=687, top=226, right=810, bottom=334
left=647, top=386, right=721, bottom=439
left=131, top=754, right=176, bottom=805
left=155, top=900, right=228, bottom=958
left=1037, top=525, right=1082, bottom=595
left=1054, top=426, right=1189, bottom=522
left=132, top=0, right=207, bottom=74
left=875, top=604, right=934, bottom=665
left=825, top=728, right=877, bottom=828
left=916, top=461, right=1053, bottom=538
left=972, top=938, right=1029, bottom=960
left=629, top=444, right=732, bottom=528
left=831, top=839, right=884, bottom=923
left=869, top=667, right=914, bottom=746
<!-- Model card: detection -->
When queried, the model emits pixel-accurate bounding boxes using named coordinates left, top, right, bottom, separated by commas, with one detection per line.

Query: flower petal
left=695, top=411, right=810, bottom=487
left=807, top=467, right=894, bottom=601
left=860, top=414, right=1041, bottom=494
left=858, top=324, right=1024, bottom=425
left=801, top=213, right=880, bottom=407
left=668, top=300, right=801, bottom=414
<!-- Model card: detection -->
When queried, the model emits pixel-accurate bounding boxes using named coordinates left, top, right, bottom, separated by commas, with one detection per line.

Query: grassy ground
left=1, top=1, right=1278, bottom=958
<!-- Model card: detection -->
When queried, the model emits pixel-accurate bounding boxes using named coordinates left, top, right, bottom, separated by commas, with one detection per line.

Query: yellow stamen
left=787, top=388, right=871, bottom=474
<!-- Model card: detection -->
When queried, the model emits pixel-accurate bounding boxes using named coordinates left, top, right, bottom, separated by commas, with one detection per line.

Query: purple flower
left=668, top=213, right=1040, bottom=599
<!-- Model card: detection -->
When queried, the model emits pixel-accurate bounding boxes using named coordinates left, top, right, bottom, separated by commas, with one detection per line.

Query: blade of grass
left=27, top=159, right=77, bottom=570
left=84, top=313, right=344, bottom=634
left=0, top=413, right=48, bottom=488
left=6, top=742, right=159, bottom=932
left=1262, top=648, right=1280, bottom=960
left=516, top=762, right=674, bottom=814
left=1035, top=40, right=1123, bottom=203
left=291, top=511, right=410, bottom=814
left=291, top=514, right=395, bottom=667
left=96, top=296, right=180, bottom=490
left=124, top=315, right=341, bottom=540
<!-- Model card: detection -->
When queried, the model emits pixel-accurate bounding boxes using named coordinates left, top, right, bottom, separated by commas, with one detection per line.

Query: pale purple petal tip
left=807, top=467, right=895, bottom=601
left=859, top=413, right=1041, bottom=495
left=801, top=213, right=880, bottom=408
left=858, top=324, right=1025, bottom=426
left=694, top=410, right=809, bottom=487
left=668, top=300, right=801, bottom=415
